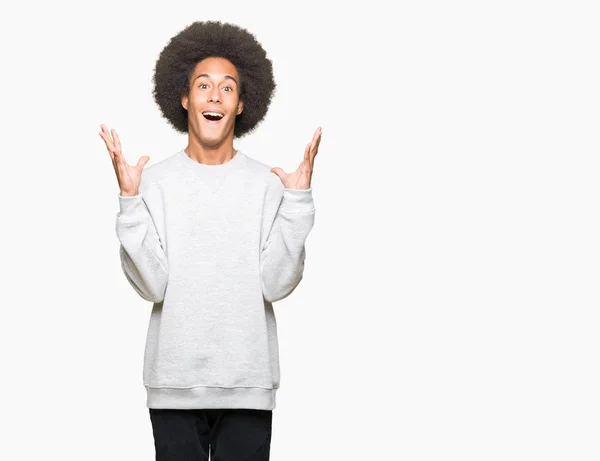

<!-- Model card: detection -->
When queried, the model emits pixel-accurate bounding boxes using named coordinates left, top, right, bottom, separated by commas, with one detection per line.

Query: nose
left=208, top=87, right=221, bottom=103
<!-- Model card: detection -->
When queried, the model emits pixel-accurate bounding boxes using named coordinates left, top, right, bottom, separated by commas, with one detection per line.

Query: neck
left=184, top=134, right=237, bottom=165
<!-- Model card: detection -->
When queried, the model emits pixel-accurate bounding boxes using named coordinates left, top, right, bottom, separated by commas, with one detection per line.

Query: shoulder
left=241, top=151, right=284, bottom=191
left=139, top=151, right=181, bottom=192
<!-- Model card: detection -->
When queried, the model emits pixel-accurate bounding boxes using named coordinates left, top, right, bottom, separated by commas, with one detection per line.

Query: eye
left=223, top=85, right=233, bottom=91
left=199, top=83, right=209, bottom=89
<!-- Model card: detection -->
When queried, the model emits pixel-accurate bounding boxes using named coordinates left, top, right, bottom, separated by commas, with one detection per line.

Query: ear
left=236, top=99, right=244, bottom=115
left=181, top=94, right=188, bottom=111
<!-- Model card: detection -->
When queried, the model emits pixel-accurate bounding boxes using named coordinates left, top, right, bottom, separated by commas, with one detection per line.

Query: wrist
left=120, top=190, right=139, bottom=197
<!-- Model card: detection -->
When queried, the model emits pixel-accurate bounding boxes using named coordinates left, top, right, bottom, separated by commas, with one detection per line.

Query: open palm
left=270, top=127, right=321, bottom=190
left=99, top=124, right=150, bottom=196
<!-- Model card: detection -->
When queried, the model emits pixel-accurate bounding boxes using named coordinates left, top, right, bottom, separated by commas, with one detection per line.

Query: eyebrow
left=194, top=73, right=238, bottom=85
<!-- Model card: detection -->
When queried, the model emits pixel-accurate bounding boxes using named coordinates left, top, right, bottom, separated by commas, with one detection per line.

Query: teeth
left=203, top=112, right=223, bottom=118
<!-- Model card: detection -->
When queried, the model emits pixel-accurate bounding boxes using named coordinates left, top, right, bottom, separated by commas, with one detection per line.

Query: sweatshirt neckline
left=176, top=148, right=246, bottom=174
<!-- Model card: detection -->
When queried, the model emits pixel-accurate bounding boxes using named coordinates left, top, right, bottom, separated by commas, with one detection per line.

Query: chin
left=192, top=128, right=220, bottom=144
left=201, top=135, right=226, bottom=147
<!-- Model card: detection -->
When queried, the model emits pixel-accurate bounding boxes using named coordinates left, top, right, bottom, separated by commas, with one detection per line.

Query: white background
left=1, top=0, right=598, bottom=459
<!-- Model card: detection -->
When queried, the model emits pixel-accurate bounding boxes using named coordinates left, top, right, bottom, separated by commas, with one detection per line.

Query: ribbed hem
left=146, top=385, right=277, bottom=410
left=279, top=188, right=315, bottom=213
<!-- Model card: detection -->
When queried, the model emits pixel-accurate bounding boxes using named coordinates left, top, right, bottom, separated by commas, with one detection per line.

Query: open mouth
left=202, top=111, right=224, bottom=122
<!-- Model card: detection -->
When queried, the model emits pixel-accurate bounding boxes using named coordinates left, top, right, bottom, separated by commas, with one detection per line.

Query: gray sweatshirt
left=115, top=149, right=315, bottom=410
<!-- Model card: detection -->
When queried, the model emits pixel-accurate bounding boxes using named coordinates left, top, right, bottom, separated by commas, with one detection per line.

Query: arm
left=115, top=187, right=169, bottom=303
left=260, top=182, right=315, bottom=303
left=262, top=126, right=322, bottom=303
left=99, top=124, right=166, bottom=302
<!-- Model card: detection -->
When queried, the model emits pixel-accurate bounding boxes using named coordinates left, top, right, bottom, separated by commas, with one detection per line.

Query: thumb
left=137, top=156, right=150, bottom=170
left=270, top=167, right=286, bottom=180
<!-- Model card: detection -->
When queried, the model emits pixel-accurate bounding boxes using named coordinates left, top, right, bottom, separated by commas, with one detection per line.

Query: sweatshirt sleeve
left=115, top=186, right=169, bottom=303
left=260, top=179, right=316, bottom=303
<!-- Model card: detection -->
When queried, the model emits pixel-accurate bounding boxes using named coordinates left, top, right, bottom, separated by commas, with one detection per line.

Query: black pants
left=149, top=408, right=273, bottom=461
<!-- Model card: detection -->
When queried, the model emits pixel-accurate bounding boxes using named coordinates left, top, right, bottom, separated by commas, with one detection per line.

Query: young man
left=99, top=21, right=321, bottom=461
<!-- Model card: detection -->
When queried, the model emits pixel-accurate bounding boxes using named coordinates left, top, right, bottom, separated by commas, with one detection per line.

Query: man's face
left=181, top=57, right=244, bottom=147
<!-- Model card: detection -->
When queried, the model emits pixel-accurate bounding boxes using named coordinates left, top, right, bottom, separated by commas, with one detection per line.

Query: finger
left=303, top=142, right=312, bottom=174
left=100, top=124, right=115, bottom=146
left=99, top=131, right=116, bottom=161
left=100, top=125, right=117, bottom=153
left=302, top=160, right=310, bottom=175
left=112, top=129, right=122, bottom=154
left=310, top=127, right=321, bottom=148
left=312, top=127, right=321, bottom=145
left=313, top=132, right=321, bottom=155
left=137, top=156, right=150, bottom=171
left=309, top=129, right=322, bottom=167
left=110, top=129, right=124, bottom=166
left=311, top=126, right=321, bottom=142
left=105, top=128, right=128, bottom=171
left=303, top=142, right=311, bottom=163
left=99, top=131, right=120, bottom=178
left=99, top=126, right=126, bottom=181
left=270, top=167, right=288, bottom=182
left=99, top=125, right=113, bottom=147
left=314, top=127, right=322, bottom=147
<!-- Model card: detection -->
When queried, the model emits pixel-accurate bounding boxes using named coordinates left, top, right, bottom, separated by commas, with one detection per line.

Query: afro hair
left=152, top=20, right=276, bottom=138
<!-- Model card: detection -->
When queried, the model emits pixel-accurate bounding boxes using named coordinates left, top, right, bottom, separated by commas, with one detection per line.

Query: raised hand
left=270, top=127, right=321, bottom=190
left=99, top=124, right=150, bottom=196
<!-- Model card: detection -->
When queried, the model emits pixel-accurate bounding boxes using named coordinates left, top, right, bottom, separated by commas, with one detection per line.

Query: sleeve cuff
left=118, top=193, right=143, bottom=215
left=279, top=187, right=315, bottom=213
